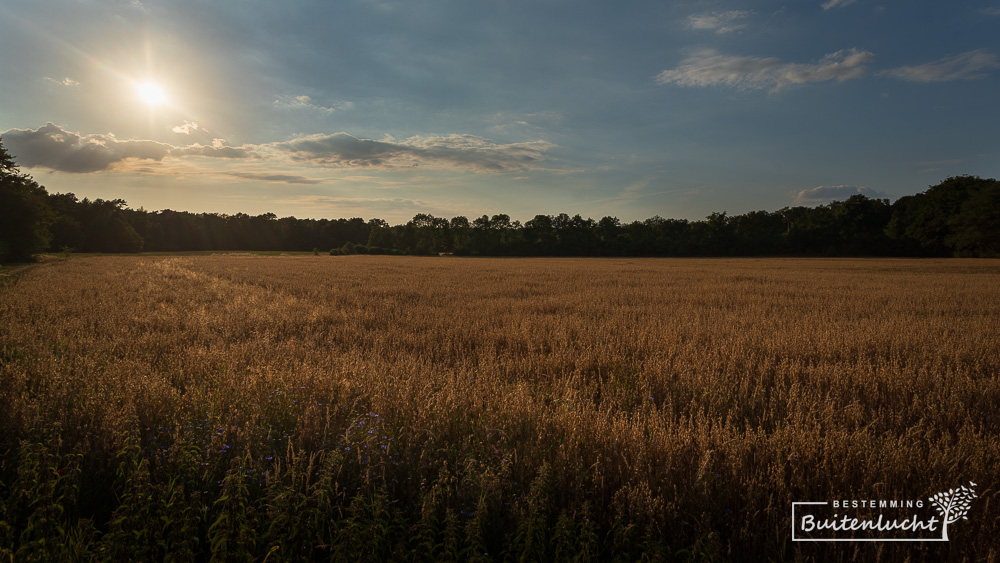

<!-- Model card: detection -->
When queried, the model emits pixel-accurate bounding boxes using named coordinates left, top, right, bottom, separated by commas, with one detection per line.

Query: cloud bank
left=0, top=123, right=174, bottom=173
left=656, top=48, right=874, bottom=92
left=1, top=123, right=555, bottom=175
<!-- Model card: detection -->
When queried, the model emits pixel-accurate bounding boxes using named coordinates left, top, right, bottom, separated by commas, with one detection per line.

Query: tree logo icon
left=929, top=481, right=977, bottom=541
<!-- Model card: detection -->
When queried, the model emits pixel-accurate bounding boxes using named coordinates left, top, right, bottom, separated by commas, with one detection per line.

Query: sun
left=136, top=82, right=167, bottom=106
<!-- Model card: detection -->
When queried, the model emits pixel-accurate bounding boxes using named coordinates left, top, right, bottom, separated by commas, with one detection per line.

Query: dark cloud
left=275, top=133, right=402, bottom=167
left=2, top=124, right=552, bottom=175
left=792, top=185, right=888, bottom=205
left=272, top=132, right=553, bottom=172
left=1, top=123, right=254, bottom=172
left=1, top=123, right=171, bottom=173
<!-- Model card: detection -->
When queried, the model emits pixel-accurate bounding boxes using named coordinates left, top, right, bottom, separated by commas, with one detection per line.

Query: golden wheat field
left=1, top=255, right=999, bottom=561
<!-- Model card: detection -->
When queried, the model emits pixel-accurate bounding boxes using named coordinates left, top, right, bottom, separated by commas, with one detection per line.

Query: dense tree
left=731, top=210, right=785, bottom=256
left=947, top=185, right=1000, bottom=257
left=0, top=138, right=54, bottom=262
left=1, top=143, right=998, bottom=261
left=887, top=176, right=1000, bottom=257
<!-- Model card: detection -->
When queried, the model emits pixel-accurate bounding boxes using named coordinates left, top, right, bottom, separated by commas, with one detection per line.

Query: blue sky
left=1, top=0, right=998, bottom=223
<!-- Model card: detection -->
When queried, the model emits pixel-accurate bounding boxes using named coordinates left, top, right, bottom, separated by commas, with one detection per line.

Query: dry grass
left=1, top=255, right=999, bottom=561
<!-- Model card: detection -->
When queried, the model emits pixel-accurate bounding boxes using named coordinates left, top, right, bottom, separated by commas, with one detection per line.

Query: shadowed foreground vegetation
left=1, top=256, right=999, bottom=561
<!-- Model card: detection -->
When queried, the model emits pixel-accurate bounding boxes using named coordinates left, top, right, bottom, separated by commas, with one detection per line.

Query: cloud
left=1, top=123, right=172, bottom=173
left=983, top=7, right=1000, bottom=16
left=44, top=77, right=80, bottom=87
left=880, top=49, right=1000, bottom=82
left=171, top=121, right=203, bottom=134
left=687, top=11, right=753, bottom=34
left=655, top=48, right=873, bottom=92
left=225, top=171, right=322, bottom=185
left=171, top=138, right=256, bottom=159
left=821, top=0, right=858, bottom=10
left=792, top=185, right=887, bottom=205
left=0, top=123, right=255, bottom=172
left=273, top=94, right=348, bottom=114
left=2, top=124, right=554, bottom=175
left=278, top=194, right=436, bottom=214
left=273, top=132, right=555, bottom=172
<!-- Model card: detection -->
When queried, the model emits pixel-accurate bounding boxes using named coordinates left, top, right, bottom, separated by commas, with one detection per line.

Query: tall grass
left=1, top=255, right=998, bottom=561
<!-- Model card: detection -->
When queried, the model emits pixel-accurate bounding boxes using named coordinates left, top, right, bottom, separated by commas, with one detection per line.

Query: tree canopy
left=0, top=138, right=54, bottom=263
left=1, top=138, right=998, bottom=261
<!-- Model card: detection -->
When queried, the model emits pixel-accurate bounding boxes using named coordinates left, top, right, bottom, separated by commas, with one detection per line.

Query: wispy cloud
left=44, top=77, right=80, bottom=87
left=656, top=49, right=874, bottom=92
left=277, top=194, right=437, bottom=214
left=273, top=94, right=348, bottom=114
left=881, top=49, right=1000, bottom=82
left=171, top=139, right=256, bottom=159
left=792, top=185, right=887, bottom=205
left=821, top=0, right=859, bottom=10
left=687, top=10, right=753, bottom=34
left=225, top=171, right=323, bottom=185
left=916, top=157, right=966, bottom=174
left=273, top=132, right=555, bottom=172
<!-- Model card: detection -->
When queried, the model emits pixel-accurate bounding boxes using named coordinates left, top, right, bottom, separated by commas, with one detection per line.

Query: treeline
left=2, top=140, right=999, bottom=261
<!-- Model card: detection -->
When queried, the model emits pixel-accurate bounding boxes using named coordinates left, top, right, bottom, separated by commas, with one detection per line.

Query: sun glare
left=137, top=82, right=167, bottom=106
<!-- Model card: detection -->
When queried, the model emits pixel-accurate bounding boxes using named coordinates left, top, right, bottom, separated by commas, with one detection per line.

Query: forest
left=3, top=139, right=999, bottom=262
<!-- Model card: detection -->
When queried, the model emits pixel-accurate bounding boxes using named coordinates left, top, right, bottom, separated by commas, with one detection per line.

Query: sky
left=1, top=0, right=998, bottom=224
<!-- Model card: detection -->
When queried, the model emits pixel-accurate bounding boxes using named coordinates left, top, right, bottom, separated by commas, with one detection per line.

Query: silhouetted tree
left=886, top=176, right=1000, bottom=256
left=0, top=139, right=54, bottom=262
left=2, top=156, right=996, bottom=260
